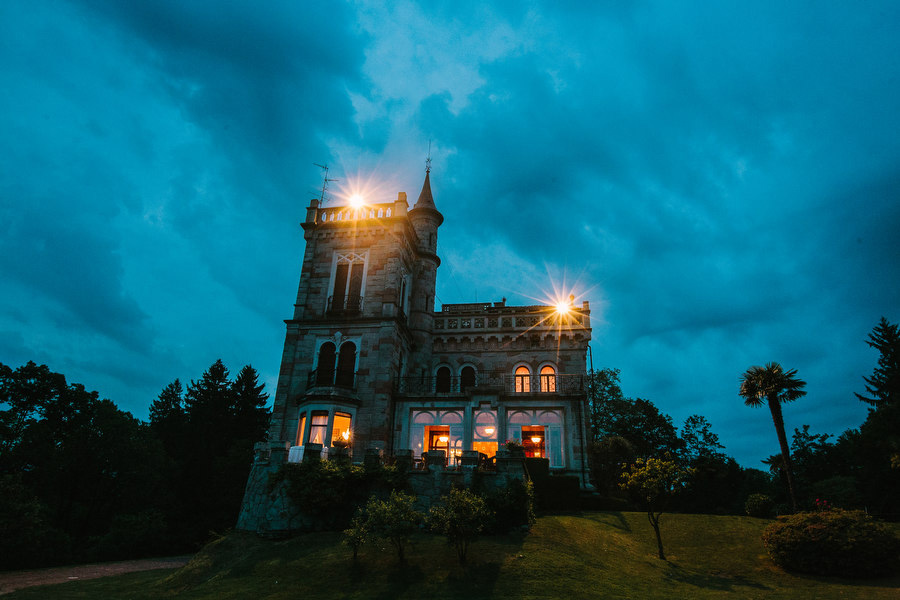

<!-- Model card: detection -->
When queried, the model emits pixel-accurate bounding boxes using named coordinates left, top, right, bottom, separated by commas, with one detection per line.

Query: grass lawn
left=6, top=512, right=899, bottom=599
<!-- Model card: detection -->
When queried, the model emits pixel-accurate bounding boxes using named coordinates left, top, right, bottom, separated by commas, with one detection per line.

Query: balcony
left=326, top=295, right=363, bottom=317
left=395, top=371, right=584, bottom=396
left=307, top=368, right=358, bottom=391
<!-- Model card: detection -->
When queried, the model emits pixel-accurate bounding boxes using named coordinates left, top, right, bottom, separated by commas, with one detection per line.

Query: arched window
left=514, top=366, right=531, bottom=393
left=316, top=343, right=336, bottom=385
left=460, top=366, right=476, bottom=391
left=335, top=342, right=356, bottom=387
left=540, top=365, right=557, bottom=392
left=435, top=366, right=452, bottom=393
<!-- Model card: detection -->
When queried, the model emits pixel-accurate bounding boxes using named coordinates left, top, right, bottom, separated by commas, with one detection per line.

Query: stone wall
left=236, top=443, right=527, bottom=537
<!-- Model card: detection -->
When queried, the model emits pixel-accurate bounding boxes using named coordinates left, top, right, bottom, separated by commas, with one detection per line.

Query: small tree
left=427, top=488, right=489, bottom=564
left=620, top=457, right=689, bottom=560
left=342, top=511, right=370, bottom=560
left=364, top=491, right=422, bottom=564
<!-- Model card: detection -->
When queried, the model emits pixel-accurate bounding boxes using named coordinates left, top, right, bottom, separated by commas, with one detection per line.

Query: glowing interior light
left=341, top=430, right=350, bottom=441
left=349, top=193, right=365, bottom=208
left=531, top=436, right=542, bottom=444
left=438, top=435, right=449, bottom=444
left=484, top=427, right=495, bottom=435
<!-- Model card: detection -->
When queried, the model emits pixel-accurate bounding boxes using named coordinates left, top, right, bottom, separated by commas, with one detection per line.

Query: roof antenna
left=313, top=163, right=339, bottom=205
left=425, top=140, right=432, bottom=174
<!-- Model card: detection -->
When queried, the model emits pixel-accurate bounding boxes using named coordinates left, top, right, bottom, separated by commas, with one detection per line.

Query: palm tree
left=739, top=362, right=806, bottom=512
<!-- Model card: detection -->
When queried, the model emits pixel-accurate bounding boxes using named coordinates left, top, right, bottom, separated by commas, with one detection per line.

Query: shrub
left=268, top=461, right=407, bottom=530
left=762, top=509, right=900, bottom=577
left=342, top=512, right=370, bottom=560
left=483, top=478, right=535, bottom=533
left=428, top=488, right=490, bottom=564
left=745, top=493, right=775, bottom=518
left=363, top=491, right=422, bottom=564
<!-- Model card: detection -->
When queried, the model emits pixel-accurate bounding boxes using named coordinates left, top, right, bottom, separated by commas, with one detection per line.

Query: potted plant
left=505, top=438, right=524, bottom=455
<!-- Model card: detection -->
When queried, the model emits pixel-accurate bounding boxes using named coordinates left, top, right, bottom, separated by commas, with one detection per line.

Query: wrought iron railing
left=326, top=295, right=363, bottom=316
left=306, top=368, right=358, bottom=390
left=395, top=371, right=584, bottom=395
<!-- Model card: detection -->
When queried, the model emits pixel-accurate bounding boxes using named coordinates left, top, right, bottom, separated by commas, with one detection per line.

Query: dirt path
left=0, top=555, right=192, bottom=595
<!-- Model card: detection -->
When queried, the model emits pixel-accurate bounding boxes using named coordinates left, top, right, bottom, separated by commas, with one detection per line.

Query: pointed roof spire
left=414, top=169, right=435, bottom=210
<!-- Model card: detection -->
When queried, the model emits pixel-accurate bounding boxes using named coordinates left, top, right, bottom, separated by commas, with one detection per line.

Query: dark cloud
left=1, top=0, right=897, bottom=467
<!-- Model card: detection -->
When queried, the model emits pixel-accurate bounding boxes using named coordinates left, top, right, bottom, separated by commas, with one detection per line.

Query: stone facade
left=237, top=169, right=592, bottom=533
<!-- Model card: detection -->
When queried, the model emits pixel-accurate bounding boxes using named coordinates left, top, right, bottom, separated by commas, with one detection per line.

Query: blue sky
left=1, top=1, right=898, bottom=467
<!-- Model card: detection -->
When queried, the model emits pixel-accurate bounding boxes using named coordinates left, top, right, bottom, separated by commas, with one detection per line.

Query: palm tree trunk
left=768, top=397, right=799, bottom=512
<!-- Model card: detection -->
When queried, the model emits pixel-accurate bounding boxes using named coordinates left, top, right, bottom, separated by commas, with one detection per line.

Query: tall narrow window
left=330, top=253, right=366, bottom=314
left=515, top=366, right=531, bottom=393
left=332, top=264, right=349, bottom=311
left=540, top=365, right=557, bottom=392
left=316, top=343, right=336, bottom=386
left=308, top=411, right=328, bottom=444
left=460, top=366, right=476, bottom=392
left=435, top=366, right=451, bottom=393
left=295, top=413, right=307, bottom=446
left=335, top=342, right=356, bottom=387
left=347, top=263, right=364, bottom=311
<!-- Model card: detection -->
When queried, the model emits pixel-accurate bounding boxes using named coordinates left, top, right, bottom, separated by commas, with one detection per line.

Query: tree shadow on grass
left=584, top=511, right=632, bottom=532
left=663, top=562, right=770, bottom=592
left=446, top=561, right=503, bottom=598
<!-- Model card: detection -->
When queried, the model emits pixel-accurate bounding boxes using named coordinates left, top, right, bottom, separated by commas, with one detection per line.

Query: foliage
left=0, top=362, right=166, bottom=567
left=504, top=438, right=524, bottom=452
left=739, top=362, right=807, bottom=512
left=856, top=317, right=900, bottom=408
left=482, top=478, right=536, bottom=533
left=588, top=435, right=635, bottom=494
left=151, top=360, right=269, bottom=546
left=620, top=456, right=691, bottom=559
left=762, top=509, right=900, bottom=577
left=745, top=493, right=775, bottom=518
left=362, top=491, right=423, bottom=563
left=427, top=488, right=490, bottom=564
left=680, top=415, right=725, bottom=463
left=341, top=512, right=370, bottom=560
left=270, top=460, right=407, bottom=530
left=589, top=369, right=681, bottom=459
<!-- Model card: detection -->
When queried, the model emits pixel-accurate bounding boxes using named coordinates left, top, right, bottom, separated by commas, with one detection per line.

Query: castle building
left=261, top=167, right=592, bottom=485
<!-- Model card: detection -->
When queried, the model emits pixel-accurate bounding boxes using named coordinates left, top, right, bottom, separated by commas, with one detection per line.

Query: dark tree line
left=588, top=317, right=900, bottom=517
left=0, top=359, right=268, bottom=570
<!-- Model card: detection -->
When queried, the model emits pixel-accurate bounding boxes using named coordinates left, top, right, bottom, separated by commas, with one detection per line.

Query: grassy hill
left=8, top=512, right=900, bottom=599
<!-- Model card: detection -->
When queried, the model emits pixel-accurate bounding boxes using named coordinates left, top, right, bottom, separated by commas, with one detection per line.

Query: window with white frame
left=514, top=365, right=531, bottom=393
left=506, top=409, right=564, bottom=468
left=330, top=252, right=367, bottom=313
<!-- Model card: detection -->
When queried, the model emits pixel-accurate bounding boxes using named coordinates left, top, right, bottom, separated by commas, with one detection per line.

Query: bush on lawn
left=745, top=493, right=775, bottom=518
left=762, top=509, right=900, bottom=577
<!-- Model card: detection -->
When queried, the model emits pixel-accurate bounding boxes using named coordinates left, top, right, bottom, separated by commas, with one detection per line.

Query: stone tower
left=265, top=171, right=442, bottom=454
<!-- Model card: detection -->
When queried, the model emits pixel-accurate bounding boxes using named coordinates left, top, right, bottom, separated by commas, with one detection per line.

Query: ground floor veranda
left=286, top=394, right=590, bottom=486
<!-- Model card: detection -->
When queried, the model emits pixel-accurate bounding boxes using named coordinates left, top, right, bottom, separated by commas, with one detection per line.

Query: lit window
left=540, top=365, right=557, bottom=392
left=331, top=412, right=352, bottom=446
left=515, top=366, right=531, bottom=393
left=295, top=413, right=307, bottom=446
left=522, top=426, right=546, bottom=458
left=308, top=411, right=328, bottom=444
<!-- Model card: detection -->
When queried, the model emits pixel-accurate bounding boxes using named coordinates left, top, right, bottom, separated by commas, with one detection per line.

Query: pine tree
left=856, top=317, right=900, bottom=409
left=231, top=365, right=269, bottom=444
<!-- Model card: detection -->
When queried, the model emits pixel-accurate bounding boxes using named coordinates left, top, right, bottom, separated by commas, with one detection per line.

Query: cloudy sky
left=2, top=1, right=898, bottom=467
